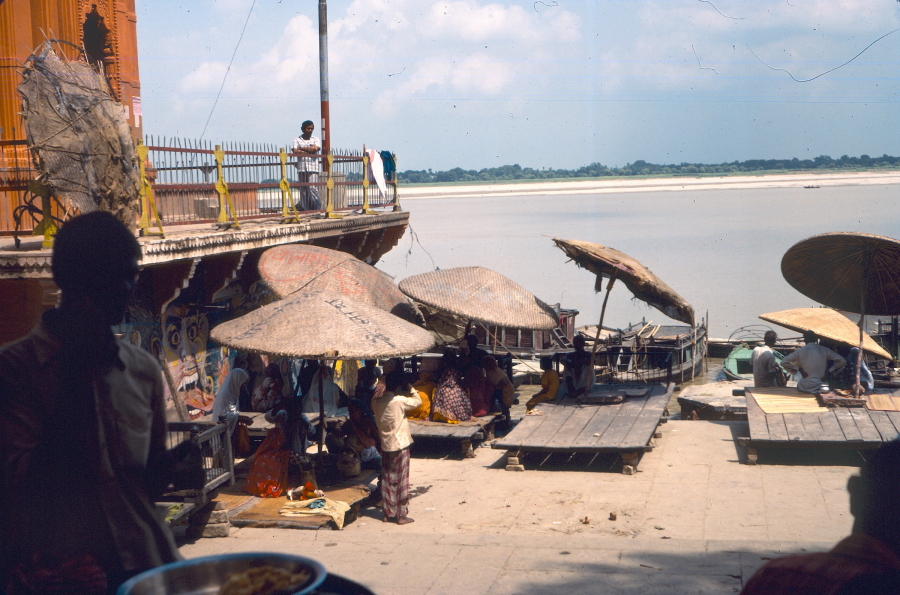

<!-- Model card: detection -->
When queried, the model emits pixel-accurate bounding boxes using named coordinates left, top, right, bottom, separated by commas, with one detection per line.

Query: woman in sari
left=463, top=361, right=491, bottom=417
left=244, top=394, right=312, bottom=498
left=407, top=371, right=435, bottom=420
left=431, top=353, right=472, bottom=423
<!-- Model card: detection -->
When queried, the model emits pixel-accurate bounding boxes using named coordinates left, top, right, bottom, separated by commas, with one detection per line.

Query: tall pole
left=318, top=0, right=331, bottom=160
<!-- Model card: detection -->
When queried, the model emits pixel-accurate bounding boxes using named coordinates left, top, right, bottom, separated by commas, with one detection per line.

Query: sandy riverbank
left=399, top=170, right=900, bottom=200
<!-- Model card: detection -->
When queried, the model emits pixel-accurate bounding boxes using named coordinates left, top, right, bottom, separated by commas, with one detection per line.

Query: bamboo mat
left=866, top=393, right=900, bottom=412
left=750, top=388, right=825, bottom=414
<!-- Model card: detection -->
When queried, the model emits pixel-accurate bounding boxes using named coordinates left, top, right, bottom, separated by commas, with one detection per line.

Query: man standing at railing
left=291, top=120, right=322, bottom=211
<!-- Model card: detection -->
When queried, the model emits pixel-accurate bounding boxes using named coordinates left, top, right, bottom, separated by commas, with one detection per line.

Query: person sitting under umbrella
left=564, top=335, right=592, bottom=397
left=303, top=364, right=348, bottom=418
left=484, top=355, right=516, bottom=428
left=431, top=352, right=471, bottom=423
left=780, top=331, right=846, bottom=393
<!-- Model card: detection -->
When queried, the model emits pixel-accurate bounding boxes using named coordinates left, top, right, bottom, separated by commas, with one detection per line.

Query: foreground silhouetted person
left=0, top=212, right=180, bottom=594
left=741, top=439, right=900, bottom=595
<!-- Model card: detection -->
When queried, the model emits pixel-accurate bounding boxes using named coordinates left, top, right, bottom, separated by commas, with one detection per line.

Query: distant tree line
left=397, top=154, right=900, bottom=184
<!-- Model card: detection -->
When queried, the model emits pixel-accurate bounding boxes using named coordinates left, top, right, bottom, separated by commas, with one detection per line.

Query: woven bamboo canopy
left=781, top=232, right=900, bottom=316
left=553, top=238, right=695, bottom=326
left=258, top=244, right=422, bottom=324
left=210, top=292, right=435, bottom=360
left=759, top=308, right=891, bottom=360
left=398, top=266, right=558, bottom=330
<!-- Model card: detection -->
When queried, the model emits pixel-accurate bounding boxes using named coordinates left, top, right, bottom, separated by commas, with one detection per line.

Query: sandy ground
left=399, top=170, right=900, bottom=200
left=179, top=385, right=868, bottom=594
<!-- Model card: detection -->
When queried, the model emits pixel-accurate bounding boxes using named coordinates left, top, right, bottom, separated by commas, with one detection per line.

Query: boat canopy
left=759, top=308, right=892, bottom=360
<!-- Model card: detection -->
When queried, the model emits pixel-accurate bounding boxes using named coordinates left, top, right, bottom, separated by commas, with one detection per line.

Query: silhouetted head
left=482, top=355, right=497, bottom=369
left=385, top=370, right=406, bottom=392
left=265, top=363, right=280, bottom=379
left=573, top=335, right=586, bottom=351
left=540, top=356, right=553, bottom=371
left=52, top=211, right=141, bottom=326
left=764, top=330, right=778, bottom=347
left=466, top=334, right=479, bottom=349
left=803, top=330, right=818, bottom=344
left=848, top=440, right=900, bottom=552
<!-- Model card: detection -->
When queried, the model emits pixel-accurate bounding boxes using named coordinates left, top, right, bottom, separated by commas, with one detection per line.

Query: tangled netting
left=18, top=41, right=139, bottom=231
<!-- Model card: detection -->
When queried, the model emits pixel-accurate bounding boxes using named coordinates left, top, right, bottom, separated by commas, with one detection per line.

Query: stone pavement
left=179, top=419, right=866, bottom=594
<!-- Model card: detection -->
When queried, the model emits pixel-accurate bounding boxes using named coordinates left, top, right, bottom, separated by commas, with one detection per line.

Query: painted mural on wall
left=117, top=261, right=280, bottom=417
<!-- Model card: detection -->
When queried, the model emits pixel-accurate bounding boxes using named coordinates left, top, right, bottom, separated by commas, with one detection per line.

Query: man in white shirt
left=751, top=330, right=782, bottom=387
left=372, top=370, right=421, bottom=525
left=290, top=120, right=321, bottom=211
left=780, top=331, right=846, bottom=393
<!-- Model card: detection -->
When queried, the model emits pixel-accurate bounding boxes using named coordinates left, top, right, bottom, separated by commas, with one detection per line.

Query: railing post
left=136, top=140, right=165, bottom=237
left=279, top=148, right=300, bottom=222
left=360, top=152, right=375, bottom=214
left=214, top=145, right=240, bottom=229
left=324, top=151, right=342, bottom=219
left=392, top=153, right=401, bottom=211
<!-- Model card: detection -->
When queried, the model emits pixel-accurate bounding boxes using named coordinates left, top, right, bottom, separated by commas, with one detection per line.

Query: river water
left=378, top=182, right=899, bottom=344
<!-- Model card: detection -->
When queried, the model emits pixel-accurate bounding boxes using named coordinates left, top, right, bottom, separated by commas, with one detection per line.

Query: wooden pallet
left=740, top=389, right=900, bottom=464
left=409, top=414, right=501, bottom=457
left=492, top=383, right=673, bottom=474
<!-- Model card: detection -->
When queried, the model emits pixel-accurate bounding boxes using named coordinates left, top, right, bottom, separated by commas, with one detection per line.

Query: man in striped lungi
left=372, top=370, right=421, bottom=525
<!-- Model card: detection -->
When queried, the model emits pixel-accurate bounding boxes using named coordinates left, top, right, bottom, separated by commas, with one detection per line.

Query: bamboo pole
left=587, top=269, right=619, bottom=391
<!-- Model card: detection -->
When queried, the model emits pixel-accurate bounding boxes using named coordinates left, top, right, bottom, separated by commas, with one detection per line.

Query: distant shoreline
left=398, top=170, right=900, bottom=200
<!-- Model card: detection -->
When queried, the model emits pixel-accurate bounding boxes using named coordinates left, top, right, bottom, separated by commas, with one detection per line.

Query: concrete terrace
left=180, top=418, right=863, bottom=594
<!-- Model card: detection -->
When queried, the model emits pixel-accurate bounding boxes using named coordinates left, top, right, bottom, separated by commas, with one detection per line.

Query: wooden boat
left=582, top=320, right=708, bottom=383
left=722, top=344, right=785, bottom=381
left=708, top=325, right=802, bottom=358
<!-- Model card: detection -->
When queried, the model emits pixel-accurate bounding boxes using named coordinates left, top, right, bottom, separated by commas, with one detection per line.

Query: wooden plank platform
left=492, top=383, right=673, bottom=473
left=677, top=382, right=749, bottom=421
left=744, top=388, right=900, bottom=457
left=409, top=414, right=500, bottom=457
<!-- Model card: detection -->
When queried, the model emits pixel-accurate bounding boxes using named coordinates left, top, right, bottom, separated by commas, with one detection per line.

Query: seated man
left=751, top=330, right=785, bottom=387
left=779, top=331, right=846, bottom=393
left=526, top=357, right=560, bottom=411
left=741, top=440, right=900, bottom=594
left=564, top=335, right=593, bottom=397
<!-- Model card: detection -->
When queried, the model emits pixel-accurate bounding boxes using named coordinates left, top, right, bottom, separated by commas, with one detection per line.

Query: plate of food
left=117, top=552, right=327, bottom=595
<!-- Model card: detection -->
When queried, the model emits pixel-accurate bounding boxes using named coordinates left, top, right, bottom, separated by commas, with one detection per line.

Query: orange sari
left=243, top=427, right=290, bottom=498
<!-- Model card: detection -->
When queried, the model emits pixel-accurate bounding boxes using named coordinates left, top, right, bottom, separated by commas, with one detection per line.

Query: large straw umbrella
left=759, top=308, right=892, bottom=361
left=398, top=266, right=559, bottom=338
left=781, top=232, right=900, bottom=395
left=211, top=291, right=435, bottom=453
left=553, top=238, right=696, bottom=387
left=258, top=244, right=423, bottom=324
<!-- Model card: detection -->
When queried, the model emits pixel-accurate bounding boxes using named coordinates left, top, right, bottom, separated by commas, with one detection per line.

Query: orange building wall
left=0, top=0, right=142, bottom=142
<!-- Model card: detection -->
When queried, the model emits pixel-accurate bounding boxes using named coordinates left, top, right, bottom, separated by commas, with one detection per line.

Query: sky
left=136, top=0, right=900, bottom=172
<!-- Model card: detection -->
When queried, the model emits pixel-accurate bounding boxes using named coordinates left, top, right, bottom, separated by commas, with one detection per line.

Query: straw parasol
left=781, top=232, right=900, bottom=394
left=552, top=238, right=695, bottom=326
left=759, top=308, right=891, bottom=361
left=210, top=291, right=434, bottom=360
left=211, top=291, right=435, bottom=453
left=781, top=232, right=900, bottom=316
left=398, top=266, right=559, bottom=331
left=258, top=244, right=423, bottom=324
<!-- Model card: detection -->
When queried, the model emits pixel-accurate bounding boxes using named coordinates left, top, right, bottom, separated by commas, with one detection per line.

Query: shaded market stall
left=210, top=291, right=435, bottom=454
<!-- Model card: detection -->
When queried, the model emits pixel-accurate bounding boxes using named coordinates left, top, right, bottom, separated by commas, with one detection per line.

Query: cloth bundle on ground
left=279, top=498, right=352, bottom=530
